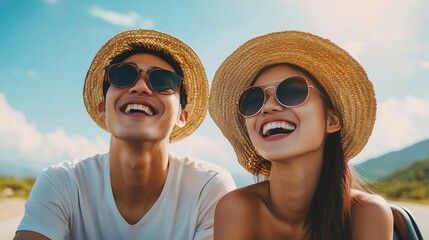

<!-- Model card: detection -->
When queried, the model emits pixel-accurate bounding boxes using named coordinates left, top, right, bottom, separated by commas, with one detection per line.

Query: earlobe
left=326, top=110, right=341, bottom=133
left=176, top=109, right=188, bottom=128
left=98, top=101, right=106, bottom=118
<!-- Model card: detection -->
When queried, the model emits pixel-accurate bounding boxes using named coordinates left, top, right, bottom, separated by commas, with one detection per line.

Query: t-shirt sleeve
left=193, top=169, right=236, bottom=240
left=17, top=166, right=73, bottom=240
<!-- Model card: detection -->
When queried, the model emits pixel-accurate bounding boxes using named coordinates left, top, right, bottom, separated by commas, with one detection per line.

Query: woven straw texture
left=83, top=29, right=208, bottom=143
left=209, top=31, right=376, bottom=176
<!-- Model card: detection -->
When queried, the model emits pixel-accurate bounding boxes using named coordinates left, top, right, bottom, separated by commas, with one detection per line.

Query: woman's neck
left=267, top=154, right=323, bottom=224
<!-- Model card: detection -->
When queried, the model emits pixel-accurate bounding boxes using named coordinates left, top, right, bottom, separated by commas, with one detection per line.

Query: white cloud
left=89, top=6, right=154, bottom=28
left=170, top=133, right=231, bottom=161
left=420, top=61, right=429, bottom=69
left=0, top=93, right=108, bottom=163
left=280, top=0, right=420, bottom=63
left=351, top=96, right=429, bottom=163
left=0, top=92, right=240, bottom=172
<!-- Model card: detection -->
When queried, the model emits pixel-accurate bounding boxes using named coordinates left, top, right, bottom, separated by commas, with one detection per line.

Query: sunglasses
left=238, top=76, right=315, bottom=117
left=104, top=62, right=183, bottom=95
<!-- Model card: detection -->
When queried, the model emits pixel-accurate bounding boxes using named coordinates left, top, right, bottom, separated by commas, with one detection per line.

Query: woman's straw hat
left=83, top=29, right=208, bottom=142
left=209, top=31, right=376, bottom=176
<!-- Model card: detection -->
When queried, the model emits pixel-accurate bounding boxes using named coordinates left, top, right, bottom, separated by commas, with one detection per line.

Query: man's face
left=99, top=53, right=187, bottom=144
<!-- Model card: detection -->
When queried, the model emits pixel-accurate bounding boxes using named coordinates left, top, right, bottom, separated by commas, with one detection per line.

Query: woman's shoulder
left=215, top=181, right=270, bottom=221
left=214, top=181, right=269, bottom=239
left=351, top=189, right=391, bottom=210
left=350, top=189, right=394, bottom=239
left=217, top=181, right=269, bottom=211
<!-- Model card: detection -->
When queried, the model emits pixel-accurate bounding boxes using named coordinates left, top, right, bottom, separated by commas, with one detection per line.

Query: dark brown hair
left=253, top=63, right=353, bottom=239
left=102, top=43, right=187, bottom=109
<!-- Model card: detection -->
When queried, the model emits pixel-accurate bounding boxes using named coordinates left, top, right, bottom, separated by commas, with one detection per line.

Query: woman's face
left=244, top=64, right=340, bottom=163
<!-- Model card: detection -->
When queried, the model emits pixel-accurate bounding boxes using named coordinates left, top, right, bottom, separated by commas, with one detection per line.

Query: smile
left=261, top=121, right=296, bottom=137
left=123, top=103, right=154, bottom=116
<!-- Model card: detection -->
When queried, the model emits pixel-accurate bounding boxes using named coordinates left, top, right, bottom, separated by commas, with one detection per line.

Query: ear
left=175, top=109, right=188, bottom=128
left=326, top=109, right=341, bottom=133
left=98, top=101, right=106, bottom=118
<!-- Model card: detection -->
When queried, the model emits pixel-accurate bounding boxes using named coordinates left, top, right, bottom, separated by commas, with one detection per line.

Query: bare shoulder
left=351, top=189, right=394, bottom=240
left=14, top=231, right=49, bottom=240
left=215, top=182, right=267, bottom=220
left=214, top=182, right=268, bottom=240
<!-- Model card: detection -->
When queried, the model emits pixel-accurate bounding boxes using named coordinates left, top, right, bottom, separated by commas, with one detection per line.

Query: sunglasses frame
left=104, top=62, right=183, bottom=95
left=238, top=76, right=315, bottom=118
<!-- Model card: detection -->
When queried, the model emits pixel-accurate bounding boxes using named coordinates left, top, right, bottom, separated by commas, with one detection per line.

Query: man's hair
left=102, top=43, right=187, bottom=109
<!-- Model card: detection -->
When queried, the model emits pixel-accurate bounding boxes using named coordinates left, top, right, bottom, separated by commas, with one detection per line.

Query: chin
left=113, top=130, right=164, bottom=142
left=259, top=145, right=323, bottom=162
left=259, top=151, right=296, bottom=162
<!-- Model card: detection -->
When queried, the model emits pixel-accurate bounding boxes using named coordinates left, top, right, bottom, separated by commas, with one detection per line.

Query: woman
left=209, top=31, right=393, bottom=239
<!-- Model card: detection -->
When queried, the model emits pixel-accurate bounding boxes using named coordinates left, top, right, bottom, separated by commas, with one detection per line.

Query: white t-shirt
left=17, top=153, right=236, bottom=240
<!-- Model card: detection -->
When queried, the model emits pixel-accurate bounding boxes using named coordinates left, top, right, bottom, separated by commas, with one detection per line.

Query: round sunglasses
left=238, top=76, right=315, bottom=117
left=104, top=62, right=183, bottom=95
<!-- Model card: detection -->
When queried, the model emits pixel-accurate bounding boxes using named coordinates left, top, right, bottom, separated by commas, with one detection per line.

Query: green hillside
left=383, top=159, right=429, bottom=184
left=0, top=176, right=36, bottom=198
left=354, top=139, right=429, bottom=181
left=371, top=159, right=429, bottom=201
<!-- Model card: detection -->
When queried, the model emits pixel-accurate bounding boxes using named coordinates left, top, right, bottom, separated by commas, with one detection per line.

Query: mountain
left=382, top=159, right=429, bottom=184
left=373, top=159, right=429, bottom=200
left=354, top=139, right=429, bottom=181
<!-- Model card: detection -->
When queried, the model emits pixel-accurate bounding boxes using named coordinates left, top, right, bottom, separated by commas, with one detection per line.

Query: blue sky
left=1, top=0, right=429, bottom=181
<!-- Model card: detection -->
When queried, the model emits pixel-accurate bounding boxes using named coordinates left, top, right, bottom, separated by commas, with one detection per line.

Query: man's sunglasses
left=238, top=76, right=315, bottom=117
left=104, top=62, right=183, bottom=95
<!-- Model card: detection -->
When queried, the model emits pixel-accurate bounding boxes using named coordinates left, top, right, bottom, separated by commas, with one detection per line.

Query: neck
left=109, top=136, right=170, bottom=206
left=268, top=152, right=323, bottom=225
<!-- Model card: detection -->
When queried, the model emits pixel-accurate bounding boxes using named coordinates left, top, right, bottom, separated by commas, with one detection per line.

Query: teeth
left=262, top=121, right=295, bottom=136
left=124, top=104, right=154, bottom=116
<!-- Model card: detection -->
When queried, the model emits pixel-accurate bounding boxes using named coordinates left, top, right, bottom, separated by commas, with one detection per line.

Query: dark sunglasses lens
left=109, top=64, right=138, bottom=88
left=239, top=87, right=265, bottom=116
left=277, top=77, right=309, bottom=107
left=149, top=70, right=181, bottom=94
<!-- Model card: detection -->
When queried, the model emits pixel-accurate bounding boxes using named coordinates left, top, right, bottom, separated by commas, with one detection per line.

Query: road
left=0, top=216, right=21, bottom=240
left=0, top=200, right=427, bottom=239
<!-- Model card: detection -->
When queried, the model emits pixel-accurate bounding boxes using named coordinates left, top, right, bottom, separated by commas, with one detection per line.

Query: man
left=14, top=29, right=236, bottom=240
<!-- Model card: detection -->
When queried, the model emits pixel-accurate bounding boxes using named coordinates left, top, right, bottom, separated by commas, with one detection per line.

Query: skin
left=14, top=53, right=188, bottom=239
left=214, top=65, right=393, bottom=240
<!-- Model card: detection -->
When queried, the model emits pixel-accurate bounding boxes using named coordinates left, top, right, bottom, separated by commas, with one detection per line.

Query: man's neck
left=108, top=137, right=170, bottom=223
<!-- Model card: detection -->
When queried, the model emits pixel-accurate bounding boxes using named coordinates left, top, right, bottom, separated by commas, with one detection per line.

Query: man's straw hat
left=84, top=29, right=208, bottom=142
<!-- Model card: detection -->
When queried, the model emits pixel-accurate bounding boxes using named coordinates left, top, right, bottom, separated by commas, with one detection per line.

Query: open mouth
left=261, top=121, right=296, bottom=137
left=122, top=103, right=155, bottom=116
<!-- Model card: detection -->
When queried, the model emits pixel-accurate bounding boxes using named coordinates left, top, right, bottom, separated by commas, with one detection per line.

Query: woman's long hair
left=254, top=63, right=353, bottom=239
left=302, top=65, right=352, bottom=239
left=305, top=131, right=352, bottom=239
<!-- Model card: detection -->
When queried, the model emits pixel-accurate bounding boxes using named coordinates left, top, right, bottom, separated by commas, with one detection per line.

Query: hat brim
left=84, top=29, right=208, bottom=143
left=209, top=31, right=376, bottom=176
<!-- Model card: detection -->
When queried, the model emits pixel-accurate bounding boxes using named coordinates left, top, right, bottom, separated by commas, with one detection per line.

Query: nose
left=128, top=69, right=154, bottom=95
left=261, top=88, right=283, bottom=115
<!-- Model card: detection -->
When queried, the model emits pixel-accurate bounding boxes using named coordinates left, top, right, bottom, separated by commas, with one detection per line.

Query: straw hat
left=209, top=31, right=376, bottom=176
left=84, top=29, right=208, bottom=143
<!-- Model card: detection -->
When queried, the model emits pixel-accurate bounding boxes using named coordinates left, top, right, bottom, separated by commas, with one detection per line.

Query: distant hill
left=354, top=139, right=429, bottom=181
left=383, top=159, right=429, bottom=184
left=372, top=159, right=429, bottom=200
